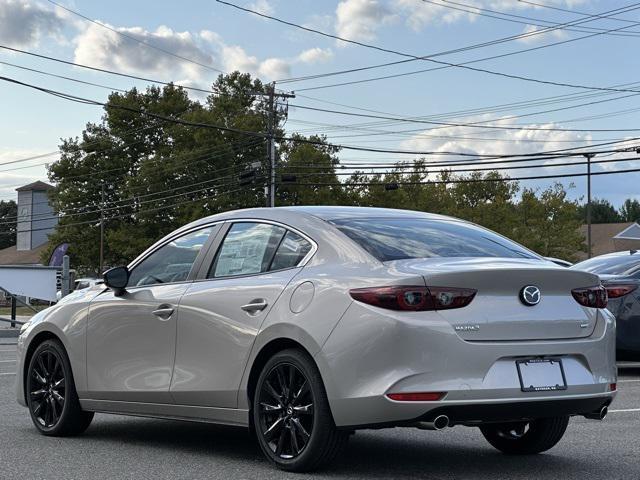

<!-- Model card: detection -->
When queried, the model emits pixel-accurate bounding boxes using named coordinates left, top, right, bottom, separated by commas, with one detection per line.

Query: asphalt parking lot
left=0, top=339, right=638, bottom=480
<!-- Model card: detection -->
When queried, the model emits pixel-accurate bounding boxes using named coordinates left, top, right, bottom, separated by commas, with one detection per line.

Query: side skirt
left=80, top=399, right=250, bottom=428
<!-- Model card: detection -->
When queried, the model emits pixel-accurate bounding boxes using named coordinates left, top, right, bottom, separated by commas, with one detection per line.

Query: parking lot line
left=0, top=360, right=15, bottom=363
left=618, top=379, right=640, bottom=383
left=609, top=408, right=640, bottom=413
left=0, top=372, right=15, bottom=376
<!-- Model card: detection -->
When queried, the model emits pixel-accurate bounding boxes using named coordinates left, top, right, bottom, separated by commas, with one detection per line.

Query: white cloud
left=399, top=114, right=593, bottom=159
left=248, top=0, right=274, bottom=16
left=517, top=24, right=569, bottom=44
left=73, top=23, right=217, bottom=86
left=298, top=47, right=334, bottom=64
left=0, top=0, right=67, bottom=48
left=335, top=0, right=396, bottom=43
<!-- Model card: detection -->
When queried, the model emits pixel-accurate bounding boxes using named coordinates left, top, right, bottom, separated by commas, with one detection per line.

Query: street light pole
left=585, top=153, right=595, bottom=258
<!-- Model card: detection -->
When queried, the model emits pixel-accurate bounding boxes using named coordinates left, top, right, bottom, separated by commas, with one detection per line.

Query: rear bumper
left=317, top=302, right=617, bottom=428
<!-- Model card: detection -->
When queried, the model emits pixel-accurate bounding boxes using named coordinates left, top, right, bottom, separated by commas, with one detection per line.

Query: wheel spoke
left=32, top=400, right=44, bottom=416
left=275, top=367, right=288, bottom=400
left=36, top=355, right=49, bottom=379
left=30, top=388, right=47, bottom=399
left=291, top=418, right=310, bottom=443
left=43, top=398, right=51, bottom=426
left=275, top=427, right=287, bottom=456
left=263, top=416, right=284, bottom=441
left=288, top=365, right=296, bottom=399
left=263, top=380, right=282, bottom=404
left=49, top=397, right=59, bottom=424
left=52, top=391, right=65, bottom=406
left=260, top=402, right=282, bottom=412
left=289, top=424, right=301, bottom=455
left=292, top=380, right=308, bottom=406
left=53, top=377, right=65, bottom=390
left=293, top=403, right=313, bottom=415
left=47, top=352, right=54, bottom=377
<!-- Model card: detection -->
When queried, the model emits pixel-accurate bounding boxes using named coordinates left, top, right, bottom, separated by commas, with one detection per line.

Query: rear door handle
left=241, top=299, right=268, bottom=313
left=152, top=305, right=175, bottom=320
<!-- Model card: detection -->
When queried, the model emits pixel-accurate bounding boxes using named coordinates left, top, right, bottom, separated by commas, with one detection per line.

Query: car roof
left=278, top=206, right=452, bottom=221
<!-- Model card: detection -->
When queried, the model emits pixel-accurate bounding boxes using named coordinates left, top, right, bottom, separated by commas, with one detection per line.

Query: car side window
left=269, top=231, right=312, bottom=271
left=128, top=227, right=214, bottom=287
left=209, top=222, right=286, bottom=278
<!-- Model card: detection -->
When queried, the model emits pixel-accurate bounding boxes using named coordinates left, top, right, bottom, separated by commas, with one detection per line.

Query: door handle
left=241, top=299, right=268, bottom=313
left=152, top=305, right=174, bottom=320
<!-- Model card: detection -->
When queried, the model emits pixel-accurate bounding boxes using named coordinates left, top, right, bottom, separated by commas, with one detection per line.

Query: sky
left=1, top=0, right=640, bottom=208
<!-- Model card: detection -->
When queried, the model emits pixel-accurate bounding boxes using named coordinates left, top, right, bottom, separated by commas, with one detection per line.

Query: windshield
left=571, top=253, right=640, bottom=276
left=331, top=217, right=539, bottom=262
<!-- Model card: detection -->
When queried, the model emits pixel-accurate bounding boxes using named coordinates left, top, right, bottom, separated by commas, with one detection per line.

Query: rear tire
left=26, top=339, right=94, bottom=436
left=480, top=416, right=570, bottom=455
left=252, top=348, right=348, bottom=472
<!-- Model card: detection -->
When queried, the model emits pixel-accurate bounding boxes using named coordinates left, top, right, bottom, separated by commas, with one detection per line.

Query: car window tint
left=331, top=217, right=538, bottom=262
left=210, top=223, right=286, bottom=278
left=269, top=231, right=312, bottom=271
left=128, top=227, right=214, bottom=287
left=571, top=253, right=640, bottom=275
left=75, top=281, right=89, bottom=290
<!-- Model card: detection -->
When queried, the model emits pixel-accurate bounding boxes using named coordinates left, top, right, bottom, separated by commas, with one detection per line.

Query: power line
left=278, top=2, right=640, bottom=85
left=217, top=0, right=640, bottom=95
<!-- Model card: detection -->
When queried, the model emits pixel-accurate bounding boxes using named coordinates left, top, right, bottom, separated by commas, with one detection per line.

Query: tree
left=0, top=200, right=17, bottom=249
left=620, top=198, right=640, bottom=223
left=577, top=198, right=621, bottom=223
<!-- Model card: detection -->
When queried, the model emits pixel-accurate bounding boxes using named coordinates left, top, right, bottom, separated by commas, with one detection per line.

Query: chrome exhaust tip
left=416, top=415, right=450, bottom=430
left=584, top=406, right=608, bottom=420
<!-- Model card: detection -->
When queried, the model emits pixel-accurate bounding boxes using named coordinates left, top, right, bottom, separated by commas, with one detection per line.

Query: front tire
left=26, top=339, right=94, bottom=436
left=252, top=349, right=348, bottom=472
left=480, top=416, right=570, bottom=455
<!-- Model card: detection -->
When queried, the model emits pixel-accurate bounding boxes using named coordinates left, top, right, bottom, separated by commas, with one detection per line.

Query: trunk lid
left=387, top=257, right=601, bottom=341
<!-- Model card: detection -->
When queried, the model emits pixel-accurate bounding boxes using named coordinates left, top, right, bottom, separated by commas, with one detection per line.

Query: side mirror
left=103, top=266, right=129, bottom=297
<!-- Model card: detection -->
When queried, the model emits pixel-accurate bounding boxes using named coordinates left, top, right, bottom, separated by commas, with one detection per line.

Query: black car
left=572, top=250, right=640, bottom=360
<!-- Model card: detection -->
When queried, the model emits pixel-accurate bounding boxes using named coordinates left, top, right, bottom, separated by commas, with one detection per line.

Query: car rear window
left=330, top=217, right=538, bottom=262
left=571, top=253, right=640, bottom=276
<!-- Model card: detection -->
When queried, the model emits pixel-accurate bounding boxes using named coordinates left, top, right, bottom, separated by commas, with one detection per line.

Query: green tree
left=577, top=198, right=621, bottom=223
left=620, top=198, right=640, bottom=223
left=0, top=200, right=17, bottom=249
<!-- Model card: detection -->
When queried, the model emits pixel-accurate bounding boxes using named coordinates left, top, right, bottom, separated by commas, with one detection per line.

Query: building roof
left=15, top=181, right=54, bottom=192
left=0, top=243, right=49, bottom=266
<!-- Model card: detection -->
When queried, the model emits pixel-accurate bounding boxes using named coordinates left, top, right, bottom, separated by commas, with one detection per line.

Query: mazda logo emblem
left=520, top=285, right=541, bottom=306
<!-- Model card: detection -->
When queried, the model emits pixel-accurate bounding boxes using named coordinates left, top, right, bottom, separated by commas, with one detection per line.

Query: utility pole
left=585, top=153, right=595, bottom=258
left=264, top=82, right=295, bottom=208
left=99, top=181, right=105, bottom=273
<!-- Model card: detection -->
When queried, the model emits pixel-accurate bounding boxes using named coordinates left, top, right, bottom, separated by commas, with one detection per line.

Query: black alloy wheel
left=258, top=362, right=314, bottom=459
left=253, top=349, right=348, bottom=472
left=26, top=339, right=94, bottom=436
left=29, top=348, right=66, bottom=429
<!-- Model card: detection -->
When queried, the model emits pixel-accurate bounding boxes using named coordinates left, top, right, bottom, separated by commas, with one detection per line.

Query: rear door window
left=331, top=217, right=538, bottom=262
left=209, top=223, right=286, bottom=278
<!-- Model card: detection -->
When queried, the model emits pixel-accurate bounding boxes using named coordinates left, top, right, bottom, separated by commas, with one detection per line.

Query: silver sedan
left=16, top=206, right=617, bottom=472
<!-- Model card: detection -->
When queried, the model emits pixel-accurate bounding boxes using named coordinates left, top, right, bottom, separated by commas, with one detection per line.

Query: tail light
left=349, top=286, right=476, bottom=311
left=605, top=284, right=638, bottom=299
left=571, top=285, right=607, bottom=308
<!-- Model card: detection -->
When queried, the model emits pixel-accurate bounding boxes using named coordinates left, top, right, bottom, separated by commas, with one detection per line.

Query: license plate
left=516, top=358, right=567, bottom=392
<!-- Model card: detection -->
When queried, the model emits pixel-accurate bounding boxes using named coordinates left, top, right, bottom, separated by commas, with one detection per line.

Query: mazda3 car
left=16, top=207, right=616, bottom=471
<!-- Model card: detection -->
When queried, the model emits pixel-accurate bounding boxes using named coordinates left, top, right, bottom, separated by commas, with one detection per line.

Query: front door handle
left=241, top=299, right=268, bottom=314
left=152, top=305, right=174, bottom=320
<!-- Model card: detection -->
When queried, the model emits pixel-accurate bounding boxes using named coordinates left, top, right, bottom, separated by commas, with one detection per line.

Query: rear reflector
left=571, top=285, right=608, bottom=308
left=609, top=383, right=617, bottom=392
left=605, top=284, right=638, bottom=299
left=349, top=286, right=476, bottom=311
left=387, top=392, right=446, bottom=402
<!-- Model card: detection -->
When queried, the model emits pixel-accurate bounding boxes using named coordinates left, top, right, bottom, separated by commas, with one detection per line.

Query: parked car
left=16, top=207, right=616, bottom=472
left=56, top=278, right=103, bottom=302
left=545, top=257, right=573, bottom=268
left=571, top=250, right=640, bottom=360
